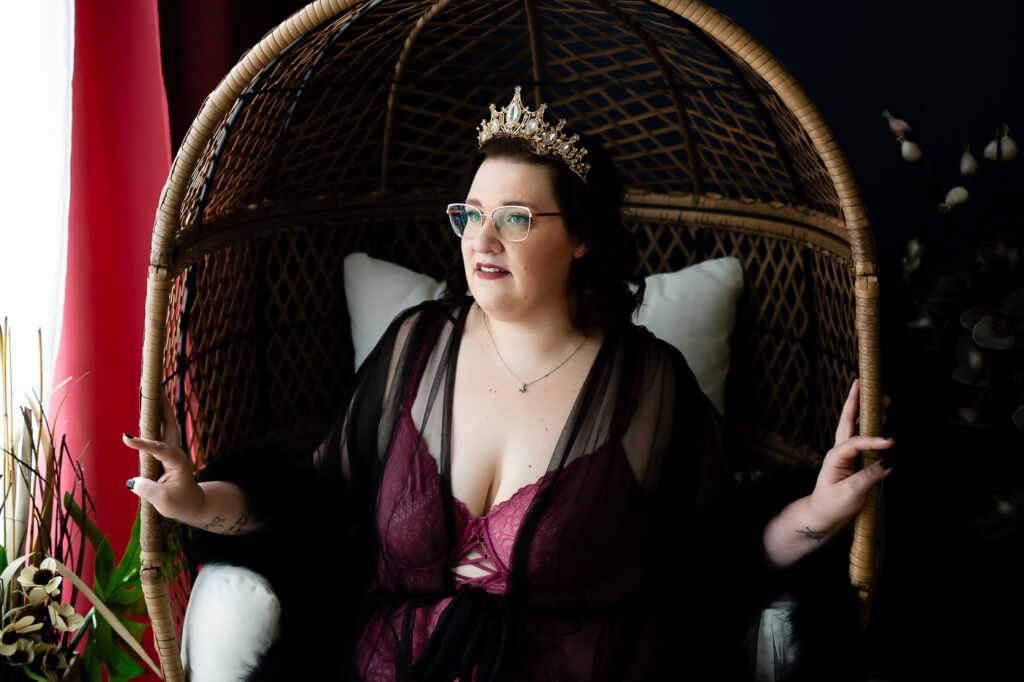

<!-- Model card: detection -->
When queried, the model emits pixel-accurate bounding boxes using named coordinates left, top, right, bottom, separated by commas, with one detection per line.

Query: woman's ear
left=574, top=241, right=588, bottom=259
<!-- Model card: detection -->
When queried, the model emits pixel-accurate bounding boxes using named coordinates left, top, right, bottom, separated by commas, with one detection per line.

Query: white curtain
left=0, top=0, right=74, bottom=410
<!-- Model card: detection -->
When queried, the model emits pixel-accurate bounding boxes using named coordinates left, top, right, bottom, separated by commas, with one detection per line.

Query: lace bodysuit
left=358, top=341, right=630, bottom=680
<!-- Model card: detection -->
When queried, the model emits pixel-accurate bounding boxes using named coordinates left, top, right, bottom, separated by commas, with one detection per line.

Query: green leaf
left=105, top=642, right=148, bottom=680
left=115, top=613, right=148, bottom=643
left=121, top=594, right=149, bottom=618
left=22, top=668, right=51, bottom=682
left=92, top=536, right=115, bottom=598
left=108, top=510, right=142, bottom=589
left=104, top=583, right=141, bottom=607
left=82, top=638, right=103, bottom=682
left=63, top=491, right=106, bottom=550
left=0, top=544, right=7, bottom=575
left=93, top=613, right=113, bottom=664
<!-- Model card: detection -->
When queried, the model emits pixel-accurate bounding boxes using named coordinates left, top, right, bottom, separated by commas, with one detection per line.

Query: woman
left=124, top=88, right=893, bottom=680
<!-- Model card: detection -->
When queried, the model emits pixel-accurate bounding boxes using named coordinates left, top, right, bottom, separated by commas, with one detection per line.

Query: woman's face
left=461, top=157, right=586, bottom=326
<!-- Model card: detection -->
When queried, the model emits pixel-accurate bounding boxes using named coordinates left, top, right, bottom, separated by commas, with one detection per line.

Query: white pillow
left=632, top=257, right=744, bottom=415
left=344, top=252, right=447, bottom=368
left=343, top=253, right=743, bottom=414
left=181, top=563, right=281, bottom=682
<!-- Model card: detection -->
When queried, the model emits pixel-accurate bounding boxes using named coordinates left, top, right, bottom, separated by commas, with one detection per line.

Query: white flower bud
left=937, top=184, right=970, bottom=210
left=960, top=145, right=979, bottom=178
left=967, top=347, right=986, bottom=371
left=983, top=125, right=1018, bottom=161
left=901, top=139, right=922, bottom=162
left=882, top=109, right=913, bottom=138
left=908, top=314, right=933, bottom=330
left=906, top=238, right=924, bottom=259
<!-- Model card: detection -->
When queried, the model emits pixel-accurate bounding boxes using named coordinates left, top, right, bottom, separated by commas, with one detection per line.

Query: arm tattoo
left=226, top=515, right=249, bottom=535
left=202, top=514, right=250, bottom=535
left=795, top=526, right=825, bottom=543
left=203, top=516, right=225, bottom=531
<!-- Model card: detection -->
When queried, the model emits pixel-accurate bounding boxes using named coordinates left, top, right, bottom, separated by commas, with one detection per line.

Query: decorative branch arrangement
left=886, top=113, right=1024, bottom=540
left=0, top=321, right=157, bottom=682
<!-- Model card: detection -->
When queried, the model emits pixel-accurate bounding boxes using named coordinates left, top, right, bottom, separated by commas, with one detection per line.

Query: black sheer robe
left=194, top=298, right=787, bottom=680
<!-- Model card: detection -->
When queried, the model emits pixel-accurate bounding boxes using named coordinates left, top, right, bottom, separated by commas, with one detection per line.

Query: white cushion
left=343, top=252, right=743, bottom=415
left=343, top=252, right=447, bottom=368
left=632, top=257, right=744, bottom=415
left=181, top=563, right=281, bottom=682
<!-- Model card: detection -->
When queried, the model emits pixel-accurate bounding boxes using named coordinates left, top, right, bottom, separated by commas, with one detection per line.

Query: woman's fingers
left=125, top=473, right=204, bottom=522
left=125, top=476, right=160, bottom=505
left=834, top=379, right=859, bottom=444
left=810, top=456, right=892, bottom=529
left=122, top=433, right=189, bottom=469
left=810, top=437, right=895, bottom=528
left=160, top=390, right=181, bottom=448
left=843, top=458, right=892, bottom=494
left=125, top=391, right=205, bottom=523
left=839, top=380, right=893, bottom=441
left=819, top=436, right=894, bottom=487
left=826, top=435, right=894, bottom=464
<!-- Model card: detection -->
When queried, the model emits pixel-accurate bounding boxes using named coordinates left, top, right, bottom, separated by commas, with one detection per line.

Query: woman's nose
left=470, top=216, right=502, bottom=251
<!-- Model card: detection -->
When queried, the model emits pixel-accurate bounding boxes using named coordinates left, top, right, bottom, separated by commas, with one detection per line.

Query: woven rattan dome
left=137, top=1, right=884, bottom=677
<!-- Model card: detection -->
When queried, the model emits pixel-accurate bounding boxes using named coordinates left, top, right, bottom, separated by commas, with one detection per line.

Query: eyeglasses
left=446, top=203, right=563, bottom=243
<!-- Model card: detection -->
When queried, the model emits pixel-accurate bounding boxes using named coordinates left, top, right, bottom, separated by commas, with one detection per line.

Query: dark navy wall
left=709, top=2, right=1023, bottom=678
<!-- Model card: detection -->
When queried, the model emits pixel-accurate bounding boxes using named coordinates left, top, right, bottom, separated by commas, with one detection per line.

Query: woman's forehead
left=466, top=157, right=557, bottom=207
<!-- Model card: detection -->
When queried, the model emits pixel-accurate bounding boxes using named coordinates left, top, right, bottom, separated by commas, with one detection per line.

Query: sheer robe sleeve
left=627, top=328, right=859, bottom=680
left=615, top=327, right=768, bottom=678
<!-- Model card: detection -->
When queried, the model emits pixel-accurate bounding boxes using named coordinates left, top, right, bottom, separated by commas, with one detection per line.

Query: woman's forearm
left=185, top=481, right=262, bottom=535
left=761, top=495, right=840, bottom=569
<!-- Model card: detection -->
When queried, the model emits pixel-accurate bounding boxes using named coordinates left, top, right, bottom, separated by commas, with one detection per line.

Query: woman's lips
left=475, top=263, right=509, bottom=280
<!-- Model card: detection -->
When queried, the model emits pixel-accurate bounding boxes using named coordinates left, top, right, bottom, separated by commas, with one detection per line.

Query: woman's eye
left=506, top=212, right=529, bottom=225
left=466, top=209, right=483, bottom=223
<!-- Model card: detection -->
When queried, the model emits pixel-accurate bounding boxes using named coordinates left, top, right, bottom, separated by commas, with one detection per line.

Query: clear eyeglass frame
left=446, top=202, right=563, bottom=243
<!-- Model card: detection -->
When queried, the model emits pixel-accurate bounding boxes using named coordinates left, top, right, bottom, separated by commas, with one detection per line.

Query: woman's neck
left=472, top=303, right=583, bottom=367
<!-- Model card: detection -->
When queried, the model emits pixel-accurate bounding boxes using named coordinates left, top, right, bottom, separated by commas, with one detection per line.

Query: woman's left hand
left=763, top=378, right=894, bottom=567
left=807, top=378, right=894, bottom=531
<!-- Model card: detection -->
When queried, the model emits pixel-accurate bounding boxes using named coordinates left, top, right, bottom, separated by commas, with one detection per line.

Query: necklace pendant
left=518, top=384, right=526, bottom=393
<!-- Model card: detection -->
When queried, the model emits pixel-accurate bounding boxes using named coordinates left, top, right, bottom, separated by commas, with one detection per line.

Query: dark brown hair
left=443, top=135, right=644, bottom=334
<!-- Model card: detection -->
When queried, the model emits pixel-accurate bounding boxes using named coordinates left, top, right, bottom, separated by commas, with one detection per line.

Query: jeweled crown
left=476, top=86, right=591, bottom=181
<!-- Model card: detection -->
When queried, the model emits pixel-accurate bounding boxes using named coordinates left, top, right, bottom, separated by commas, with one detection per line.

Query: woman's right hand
left=123, top=392, right=205, bottom=525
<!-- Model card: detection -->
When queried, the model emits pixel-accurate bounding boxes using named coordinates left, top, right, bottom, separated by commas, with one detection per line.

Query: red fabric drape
left=51, top=1, right=169, bottom=676
left=158, top=0, right=309, bottom=150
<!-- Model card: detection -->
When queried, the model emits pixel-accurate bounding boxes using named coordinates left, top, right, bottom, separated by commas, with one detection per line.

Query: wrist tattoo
left=226, top=515, right=249, bottom=535
left=795, top=526, right=825, bottom=543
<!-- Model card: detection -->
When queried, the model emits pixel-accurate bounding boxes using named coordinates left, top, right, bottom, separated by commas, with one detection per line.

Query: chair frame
left=137, top=2, right=884, bottom=678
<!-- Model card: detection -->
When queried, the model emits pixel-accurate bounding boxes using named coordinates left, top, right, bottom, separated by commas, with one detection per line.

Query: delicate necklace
left=482, top=313, right=587, bottom=393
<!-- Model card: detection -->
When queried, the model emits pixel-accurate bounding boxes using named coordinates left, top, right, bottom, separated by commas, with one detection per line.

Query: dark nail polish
left=124, top=433, right=135, bottom=440
left=884, top=437, right=895, bottom=441
left=881, top=453, right=894, bottom=469
left=125, top=478, right=135, bottom=490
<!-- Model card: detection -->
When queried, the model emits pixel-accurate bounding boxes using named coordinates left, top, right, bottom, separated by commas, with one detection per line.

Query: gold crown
left=476, top=86, right=591, bottom=181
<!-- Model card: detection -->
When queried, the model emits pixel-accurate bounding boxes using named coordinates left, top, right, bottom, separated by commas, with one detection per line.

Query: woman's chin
left=468, top=289, right=509, bottom=315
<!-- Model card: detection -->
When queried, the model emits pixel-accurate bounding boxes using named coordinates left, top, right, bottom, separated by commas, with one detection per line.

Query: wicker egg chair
left=136, top=0, right=884, bottom=678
